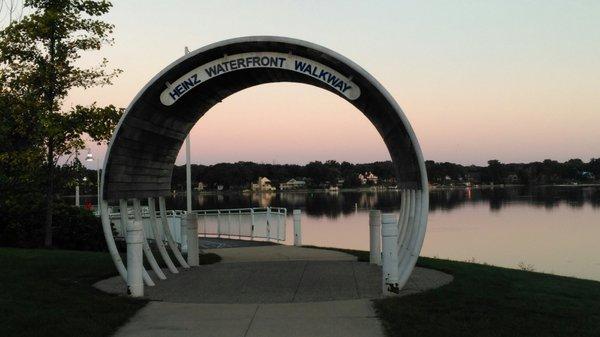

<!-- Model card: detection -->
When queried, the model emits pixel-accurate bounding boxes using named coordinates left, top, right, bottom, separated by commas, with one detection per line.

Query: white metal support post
left=382, top=213, right=400, bottom=295
left=120, top=199, right=155, bottom=287
left=250, top=208, right=255, bottom=240
left=369, top=210, right=382, bottom=265
left=185, top=46, right=193, bottom=215
left=99, top=200, right=127, bottom=281
left=124, top=199, right=145, bottom=297
left=293, top=209, right=302, bottom=246
left=186, top=212, right=199, bottom=266
left=266, top=207, right=271, bottom=241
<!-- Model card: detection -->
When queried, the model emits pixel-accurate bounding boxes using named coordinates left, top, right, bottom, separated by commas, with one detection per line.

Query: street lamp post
left=86, top=149, right=100, bottom=209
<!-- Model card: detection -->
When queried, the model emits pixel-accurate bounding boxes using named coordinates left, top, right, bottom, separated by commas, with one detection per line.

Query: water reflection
left=164, top=186, right=600, bottom=281
left=166, top=186, right=600, bottom=217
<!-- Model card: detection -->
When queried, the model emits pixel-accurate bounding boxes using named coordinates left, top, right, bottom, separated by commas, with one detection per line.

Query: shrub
left=0, top=199, right=107, bottom=251
left=52, top=204, right=107, bottom=251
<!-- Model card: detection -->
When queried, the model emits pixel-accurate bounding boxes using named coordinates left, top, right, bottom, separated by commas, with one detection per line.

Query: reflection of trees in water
left=165, top=186, right=600, bottom=217
left=430, top=186, right=599, bottom=212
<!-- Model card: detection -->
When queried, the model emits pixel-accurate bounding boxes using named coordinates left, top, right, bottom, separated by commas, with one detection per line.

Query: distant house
left=251, top=177, right=276, bottom=192
left=466, top=171, right=482, bottom=184
left=358, top=172, right=378, bottom=185
left=582, top=171, right=596, bottom=180
left=505, top=174, right=520, bottom=184
left=279, top=178, right=306, bottom=190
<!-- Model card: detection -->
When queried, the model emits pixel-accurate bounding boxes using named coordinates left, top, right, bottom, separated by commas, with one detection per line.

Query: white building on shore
left=358, top=172, right=379, bottom=185
left=251, top=177, right=276, bottom=192
left=279, top=178, right=306, bottom=190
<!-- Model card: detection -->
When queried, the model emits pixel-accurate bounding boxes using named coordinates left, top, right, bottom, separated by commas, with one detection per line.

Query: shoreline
left=169, top=183, right=600, bottom=196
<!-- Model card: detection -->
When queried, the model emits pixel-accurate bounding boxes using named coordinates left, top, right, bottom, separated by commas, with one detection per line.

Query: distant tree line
left=163, top=158, right=600, bottom=191
left=425, top=159, right=600, bottom=186
left=169, top=160, right=396, bottom=191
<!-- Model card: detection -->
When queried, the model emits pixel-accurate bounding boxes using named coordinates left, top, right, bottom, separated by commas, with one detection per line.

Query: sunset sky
left=66, top=1, right=600, bottom=168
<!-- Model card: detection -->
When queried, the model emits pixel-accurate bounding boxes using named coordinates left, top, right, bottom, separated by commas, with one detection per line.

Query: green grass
left=308, top=246, right=600, bottom=337
left=0, top=247, right=221, bottom=337
left=376, top=257, right=600, bottom=337
left=0, top=248, right=145, bottom=337
left=5, top=245, right=599, bottom=337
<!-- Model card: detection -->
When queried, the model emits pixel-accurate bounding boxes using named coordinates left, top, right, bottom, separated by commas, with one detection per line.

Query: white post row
left=381, top=213, right=400, bottom=296
left=147, top=197, right=178, bottom=274
left=396, top=189, right=427, bottom=289
left=293, top=209, right=302, bottom=246
left=186, top=212, right=199, bottom=266
left=369, top=210, right=382, bottom=265
left=132, top=199, right=166, bottom=281
left=159, top=197, right=189, bottom=269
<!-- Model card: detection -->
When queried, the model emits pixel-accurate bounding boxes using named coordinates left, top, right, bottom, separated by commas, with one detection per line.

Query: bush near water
left=0, top=199, right=107, bottom=251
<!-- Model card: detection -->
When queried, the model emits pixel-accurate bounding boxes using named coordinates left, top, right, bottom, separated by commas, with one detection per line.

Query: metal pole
left=126, top=213, right=145, bottom=297
left=266, top=207, right=271, bottom=241
left=186, top=135, right=192, bottom=213
left=75, top=149, right=79, bottom=207
left=369, top=210, right=382, bottom=265
left=96, top=158, right=100, bottom=209
left=382, top=213, right=400, bottom=296
left=184, top=46, right=192, bottom=214
left=293, top=209, right=302, bottom=246
left=250, top=209, right=255, bottom=240
left=75, top=185, right=80, bottom=207
left=120, top=199, right=155, bottom=287
left=186, top=212, right=199, bottom=266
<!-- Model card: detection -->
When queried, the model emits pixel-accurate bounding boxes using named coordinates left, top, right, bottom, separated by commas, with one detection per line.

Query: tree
left=485, top=160, right=504, bottom=184
left=0, top=0, right=122, bottom=247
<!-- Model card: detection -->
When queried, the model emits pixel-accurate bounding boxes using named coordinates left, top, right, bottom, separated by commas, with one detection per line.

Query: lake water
left=165, top=186, right=600, bottom=281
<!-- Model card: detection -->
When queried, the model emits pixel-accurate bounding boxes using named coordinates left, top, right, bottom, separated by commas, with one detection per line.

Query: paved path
left=98, top=246, right=453, bottom=336
left=204, top=245, right=357, bottom=263
left=113, top=299, right=383, bottom=337
left=198, top=237, right=278, bottom=249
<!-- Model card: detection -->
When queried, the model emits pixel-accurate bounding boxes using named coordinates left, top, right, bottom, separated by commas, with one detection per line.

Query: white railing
left=193, top=207, right=287, bottom=241
left=108, top=207, right=287, bottom=248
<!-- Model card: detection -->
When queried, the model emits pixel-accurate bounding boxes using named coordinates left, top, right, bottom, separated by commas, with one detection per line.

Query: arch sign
left=99, top=36, right=428, bottom=297
left=161, top=52, right=361, bottom=105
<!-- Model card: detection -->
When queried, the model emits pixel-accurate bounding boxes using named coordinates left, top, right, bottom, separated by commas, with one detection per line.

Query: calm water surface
left=166, top=186, right=600, bottom=281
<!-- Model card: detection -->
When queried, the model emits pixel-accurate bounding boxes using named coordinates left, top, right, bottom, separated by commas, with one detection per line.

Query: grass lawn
left=0, top=247, right=220, bottom=337
left=308, top=246, right=600, bottom=337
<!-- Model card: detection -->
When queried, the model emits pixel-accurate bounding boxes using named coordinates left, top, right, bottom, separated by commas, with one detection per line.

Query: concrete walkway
left=204, top=245, right=357, bottom=263
left=114, top=299, right=383, bottom=337
left=98, top=246, right=452, bottom=336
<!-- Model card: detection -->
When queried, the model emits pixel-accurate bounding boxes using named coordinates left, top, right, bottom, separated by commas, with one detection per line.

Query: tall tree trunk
left=43, top=19, right=57, bottom=248
left=44, top=140, right=54, bottom=248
